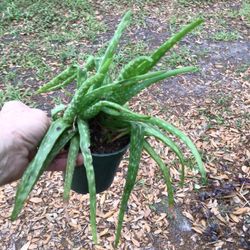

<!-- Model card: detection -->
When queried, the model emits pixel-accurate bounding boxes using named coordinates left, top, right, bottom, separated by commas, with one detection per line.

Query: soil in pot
left=89, top=114, right=130, bottom=154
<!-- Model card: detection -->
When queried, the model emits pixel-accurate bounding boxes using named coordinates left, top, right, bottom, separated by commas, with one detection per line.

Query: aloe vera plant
left=11, top=10, right=206, bottom=246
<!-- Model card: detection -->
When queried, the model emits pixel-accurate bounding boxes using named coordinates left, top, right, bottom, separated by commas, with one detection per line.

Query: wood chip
left=233, top=207, right=250, bottom=215
left=20, top=242, right=30, bottom=250
left=131, top=238, right=140, bottom=247
left=29, top=197, right=43, bottom=203
left=229, top=214, right=240, bottom=223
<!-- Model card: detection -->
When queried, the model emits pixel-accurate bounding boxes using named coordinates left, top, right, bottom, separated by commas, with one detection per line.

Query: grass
left=175, top=0, right=248, bottom=43
left=235, top=63, right=250, bottom=81
left=227, top=9, right=240, bottom=19
left=0, top=0, right=105, bottom=37
left=197, top=92, right=237, bottom=127
left=0, top=0, right=106, bottom=53
left=0, top=0, right=107, bottom=102
left=169, top=13, right=205, bottom=34
left=45, top=32, right=81, bottom=43
left=215, top=95, right=233, bottom=107
left=0, top=83, right=33, bottom=108
left=101, top=0, right=163, bottom=28
left=198, top=108, right=226, bottom=126
left=226, top=1, right=250, bottom=26
left=59, top=46, right=79, bottom=64
left=211, top=31, right=240, bottom=42
left=177, top=0, right=213, bottom=7
left=239, top=1, right=250, bottom=26
left=162, top=46, right=197, bottom=68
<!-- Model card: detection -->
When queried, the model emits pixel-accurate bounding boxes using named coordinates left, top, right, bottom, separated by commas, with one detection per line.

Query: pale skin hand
left=0, top=101, right=82, bottom=186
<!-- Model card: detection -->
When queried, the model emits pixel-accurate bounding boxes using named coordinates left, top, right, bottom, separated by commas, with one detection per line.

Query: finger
left=53, top=151, right=83, bottom=166
left=76, top=154, right=83, bottom=166
left=47, top=154, right=83, bottom=171
left=47, top=157, right=68, bottom=171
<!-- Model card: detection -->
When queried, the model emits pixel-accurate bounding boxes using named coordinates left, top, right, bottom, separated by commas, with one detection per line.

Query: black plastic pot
left=71, top=144, right=128, bottom=194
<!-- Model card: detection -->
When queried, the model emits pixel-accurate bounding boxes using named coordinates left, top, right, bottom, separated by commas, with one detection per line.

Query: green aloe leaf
left=81, top=100, right=146, bottom=121
left=36, top=65, right=78, bottom=94
left=151, top=19, right=203, bottom=66
left=43, top=129, right=76, bottom=172
left=80, top=100, right=120, bottom=120
left=42, top=73, right=77, bottom=92
left=143, top=140, right=174, bottom=206
left=143, top=124, right=186, bottom=185
left=77, top=67, right=87, bottom=89
left=77, top=56, right=96, bottom=89
left=63, top=73, right=104, bottom=123
left=144, top=125, right=185, bottom=165
left=29, top=129, right=76, bottom=199
left=77, top=119, right=98, bottom=244
left=85, top=55, right=96, bottom=71
left=140, top=18, right=204, bottom=74
left=113, top=66, right=197, bottom=105
left=78, top=67, right=196, bottom=118
left=11, top=119, right=71, bottom=220
left=118, top=56, right=153, bottom=80
left=115, top=18, right=203, bottom=83
left=63, top=135, right=80, bottom=201
left=94, top=57, right=102, bottom=71
left=115, top=123, right=145, bottom=247
left=97, top=11, right=132, bottom=79
left=51, top=104, right=66, bottom=120
left=149, top=117, right=206, bottom=184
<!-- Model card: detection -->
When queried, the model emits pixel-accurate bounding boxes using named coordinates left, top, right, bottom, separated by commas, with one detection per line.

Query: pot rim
left=91, top=143, right=129, bottom=157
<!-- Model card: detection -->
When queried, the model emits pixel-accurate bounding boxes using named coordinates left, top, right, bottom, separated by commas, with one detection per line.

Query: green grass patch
left=211, top=30, right=240, bottom=41
left=225, top=1, right=250, bottom=26
left=239, top=1, right=250, bottom=26
left=0, top=83, right=33, bottom=108
left=214, top=94, right=233, bottom=107
left=1, top=51, right=51, bottom=80
left=177, top=0, right=213, bottom=7
left=235, top=63, right=250, bottom=75
left=0, top=0, right=107, bottom=91
left=169, top=14, right=205, bottom=34
left=160, top=46, right=198, bottom=69
left=0, top=0, right=106, bottom=40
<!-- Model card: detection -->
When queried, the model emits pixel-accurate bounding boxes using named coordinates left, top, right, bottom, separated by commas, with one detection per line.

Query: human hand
left=0, top=101, right=82, bottom=186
